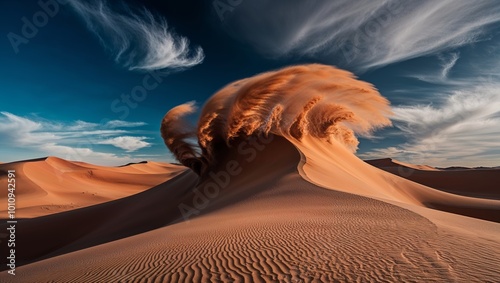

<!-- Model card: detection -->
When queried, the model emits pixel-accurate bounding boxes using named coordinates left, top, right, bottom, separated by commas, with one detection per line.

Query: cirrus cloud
left=68, top=0, right=204, bottom=71
left=97, top=136, right=151, bottom=152
left=221, top=0, right=500, bottom=70
left=0, top=112, right=153, bottom=165
left=360, top=84, right=500, bottom=167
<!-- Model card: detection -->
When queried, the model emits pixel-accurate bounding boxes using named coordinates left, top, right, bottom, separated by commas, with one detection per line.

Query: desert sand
left=366, top=158, right=500, bottom=200
left=0, top=157, right=186, bottom=218
left=1, top=65, right=499, bottom=282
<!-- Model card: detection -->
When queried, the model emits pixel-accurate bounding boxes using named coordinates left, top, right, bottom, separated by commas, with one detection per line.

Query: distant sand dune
left=366, top=158, right=438, bottom=171
left=0, top=157, right=186, bottom=218
left=367, top=158, right=500, bottom=200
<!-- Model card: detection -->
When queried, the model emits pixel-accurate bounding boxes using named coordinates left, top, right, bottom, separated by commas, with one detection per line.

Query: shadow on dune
left=0, top=135, right=302, bottom=270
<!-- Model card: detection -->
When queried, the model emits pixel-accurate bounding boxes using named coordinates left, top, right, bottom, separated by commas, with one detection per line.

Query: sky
left=1, top=0, right=500, bottom=167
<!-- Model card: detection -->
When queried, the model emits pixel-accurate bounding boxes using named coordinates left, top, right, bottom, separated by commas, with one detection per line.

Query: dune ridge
left=0, top=157, right=186, bottom=218
left=366, top=158, right=438, bottom=171
left=367, top=158, right=500, bottom=200
left=1, top=137, right=499, bottom=282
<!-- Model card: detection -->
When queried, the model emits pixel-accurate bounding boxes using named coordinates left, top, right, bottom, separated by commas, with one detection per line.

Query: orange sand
left=0, top=137, right=498, bottom=282
left=1, top=64, right=498, bottom=282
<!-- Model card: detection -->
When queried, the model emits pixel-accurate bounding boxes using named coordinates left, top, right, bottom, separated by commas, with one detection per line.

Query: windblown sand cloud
left=160, top=101, right=201, bottom=170
left=161, top=64, right=392, bottom=173
left=68, top=0, right=204, bottom=70
left=221, top=0, right=500, bottom=69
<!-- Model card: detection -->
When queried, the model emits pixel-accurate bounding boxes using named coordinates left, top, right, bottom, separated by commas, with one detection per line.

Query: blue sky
left=1, top=0, right=500, bottom=166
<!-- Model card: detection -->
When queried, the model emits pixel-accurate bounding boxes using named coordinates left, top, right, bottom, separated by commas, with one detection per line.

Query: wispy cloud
left=408, top=52, right=463, bottom=85
left=105, top=120, right=147, bottom=128
left=68, top=0, right=204, bottom=71
left=439, top=52, right=460, bottom=80
left=222, top=0, right=500, bottom=70
left=360, top=85, right=500, bottom=166
left=98, top=136, right=151, bottom=152
left=0, top=112, right=151, bottom=165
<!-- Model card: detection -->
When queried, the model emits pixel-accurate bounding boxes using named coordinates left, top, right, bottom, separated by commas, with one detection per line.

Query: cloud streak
left=98, top=136, right=151, bottom=152
left=68, top=0, right=204, bottom=71
left=439, top=53, right=460, bottom=80
left=360, top=85, right=500, bottom=166
left=222, top=0, right=500, bottom=70
left=0, top=112, right=151, bottom=165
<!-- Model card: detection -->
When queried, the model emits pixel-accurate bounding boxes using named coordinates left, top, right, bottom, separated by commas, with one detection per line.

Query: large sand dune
left=1, top=136, right=499, bottom=282
left=1, top=65, right=499, bottom=282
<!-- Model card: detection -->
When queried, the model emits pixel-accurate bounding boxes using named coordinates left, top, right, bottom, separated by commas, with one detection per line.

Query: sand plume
left=160, top=101, right=207, bottom=174
left=161, top=64, right=392, bottom=171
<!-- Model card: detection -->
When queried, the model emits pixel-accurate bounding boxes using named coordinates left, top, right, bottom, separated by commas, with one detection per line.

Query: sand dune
left=295, top=136, right=500, bottom=222
left=367, top=158, right=500, bottom=200
left=1, top=65, right=499, bottom=282
left=0, top=157, right=186, bottom=218
left=366, top=158, right=438, bottom=171
left=1, top=137, right=499, bottom=282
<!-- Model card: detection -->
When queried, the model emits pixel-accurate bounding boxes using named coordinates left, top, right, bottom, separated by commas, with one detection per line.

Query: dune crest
left=366, top=158, right=438, bottom=171
left=0, top=157, right=186, bottom=218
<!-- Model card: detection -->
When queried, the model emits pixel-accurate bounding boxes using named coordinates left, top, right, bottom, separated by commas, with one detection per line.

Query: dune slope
left=1, top=137, right=499, bottom=283
left=366, top=158, right=500, bottom=199
left=0, top=157, right=186, bottom=218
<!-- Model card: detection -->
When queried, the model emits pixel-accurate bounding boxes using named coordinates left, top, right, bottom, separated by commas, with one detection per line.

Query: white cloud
left=222, top=0, right=500, bottom=70
left=439, top=52, right=460, bottom=80
left=105, top=120, right=147, bottom=128
left=0, top=112, right=60, bottom=145
left=407, top=52, right=464, bottom=85
left=98, top=136, right=151, bottom=152
left=68, top=0, right=204, bottom=71
left=67, top=120, right=99, bottom=131
left=360, top=85, right=500, bottom=167
left=0, top=112, right=152, bottom=165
